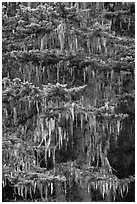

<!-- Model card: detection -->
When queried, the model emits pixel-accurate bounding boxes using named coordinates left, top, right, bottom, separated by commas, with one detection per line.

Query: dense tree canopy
left=2, top=2, right=135, bottom=202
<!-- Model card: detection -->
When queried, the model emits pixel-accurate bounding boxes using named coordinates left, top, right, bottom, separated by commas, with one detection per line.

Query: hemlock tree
left=2, top=2, right=135, bottom=202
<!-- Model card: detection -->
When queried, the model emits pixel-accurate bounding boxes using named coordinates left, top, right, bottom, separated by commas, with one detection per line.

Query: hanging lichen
left=2, top=2, right=135, bottom=202
left=57, top=21, right=66, bottom=51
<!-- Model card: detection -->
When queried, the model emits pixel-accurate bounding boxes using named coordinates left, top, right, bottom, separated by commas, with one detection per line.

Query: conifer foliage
left=2, top=2, right=135, bottom=202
